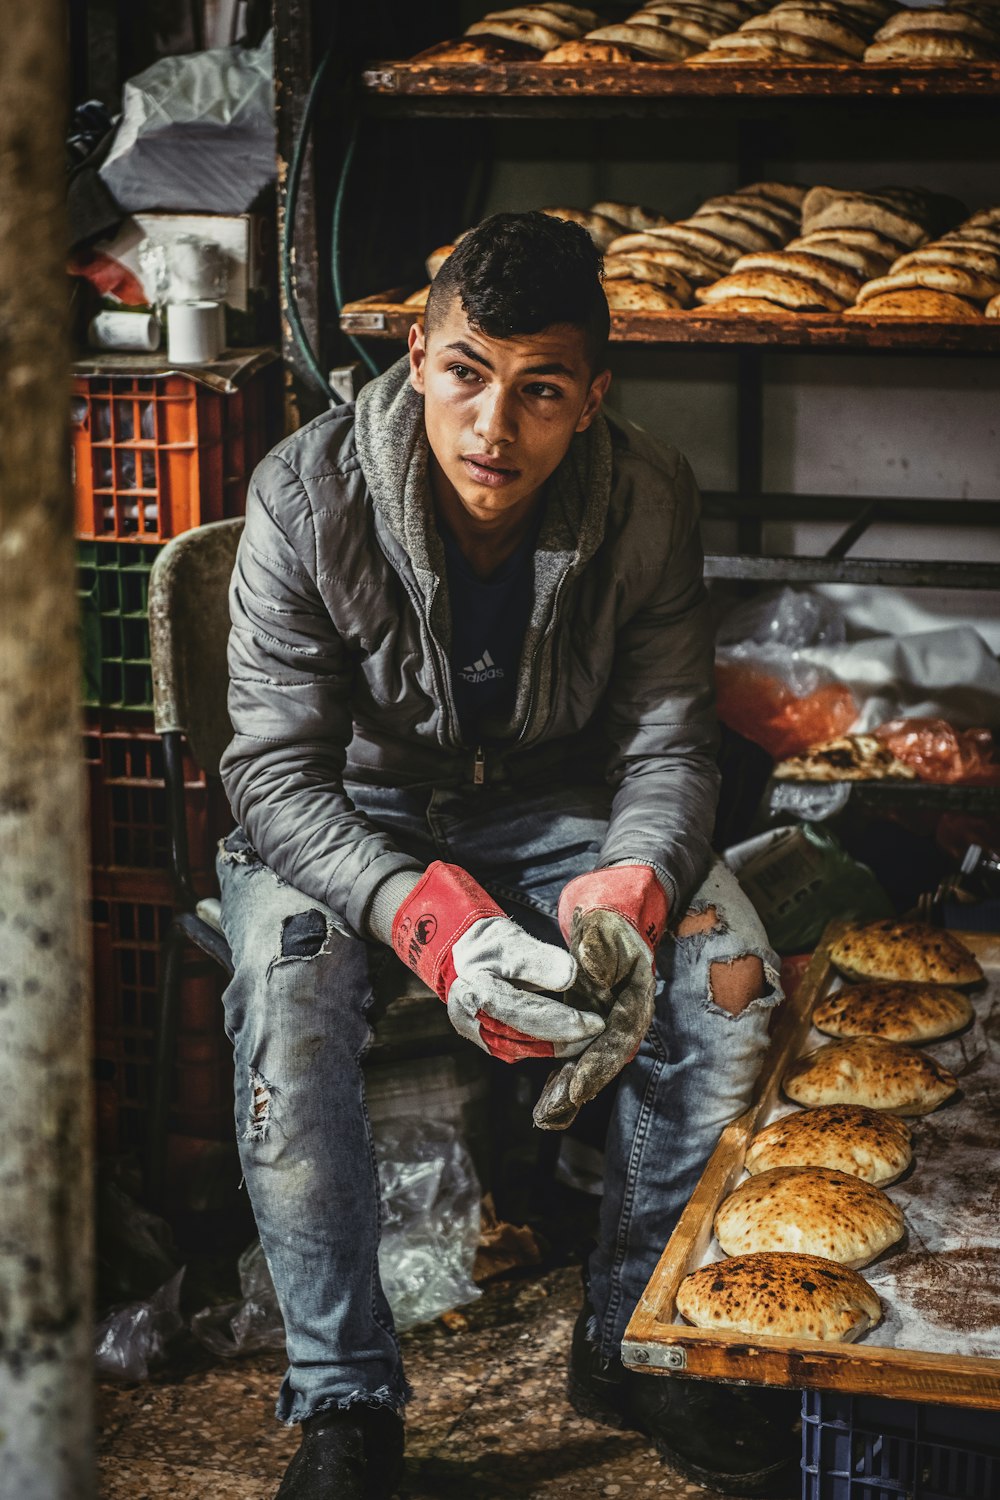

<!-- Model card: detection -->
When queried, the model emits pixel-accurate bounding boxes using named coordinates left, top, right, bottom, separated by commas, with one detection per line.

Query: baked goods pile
left=414, top=4, right=602, bottom=64
left=773, top=733, right=917, bottom=780
left=864, top=3, right=1000, bottom=62
left=687, top=0, right=891, bottom=63
left=546, top=1, right=771, bottom=62
left=847, top=203, right=1000, bottom=318
left=676, top=918, right=982, bottom=1342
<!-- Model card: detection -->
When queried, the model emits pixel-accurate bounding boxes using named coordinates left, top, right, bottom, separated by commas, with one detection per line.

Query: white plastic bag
left=94, top=1268, right=185, bottom=1381
left=100, top=33, right=275, bottom=213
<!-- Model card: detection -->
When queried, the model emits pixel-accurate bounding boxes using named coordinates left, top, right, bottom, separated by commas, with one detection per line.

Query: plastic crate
left=78, top=540, right=159, bottom=709
left=83, top=711, right=231, bottom=880
left=801, top=1391, right=1000, bottom=1500
left=70, top=369, right=273, bottom=542
left=90, top=870, right=234, bottom=1155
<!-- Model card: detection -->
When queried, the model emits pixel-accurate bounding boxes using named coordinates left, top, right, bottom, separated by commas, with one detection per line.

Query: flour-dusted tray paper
left=622, top=923, right=1000, bottom=1408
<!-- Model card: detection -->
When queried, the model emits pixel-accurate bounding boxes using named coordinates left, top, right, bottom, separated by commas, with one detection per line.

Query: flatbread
left=698, top=195, right=800, bottom=236
left=466, top=18, right=575, bottom=48
left=730, top=250, right=863, bottom=301
left=987, top=291, right=1000, bottom=317
left=697, top=296, right=793, bottom=314
left=784, top=236, right=891, bottom=278
left=802, top=192, right=928, bottom=249
left=543, top=39, right=632, bottom=60
left=874, top=7, right=1000, bottom=41
left=890, top=244, right=1000, bottom=278
left=541, top=206, right=626, bottom=249
left=602, top=255, right=694, bottom=301
left=783, top=1037, right=959, bottom=1116
left=605, top=235, right=728, bottom=282
left=636, top=223, right=745, bottom=264
left=704, top=27, right=855, bottom=58
left=966, top=206, right=1000, bottom=229
left=813, top=982, right=975, bottom=1043
left=741, top=9, right=868, bottom=57
left=740, top=182, right=809, bottom=211
left=830, top=919, right=984, bottom=986
left=426, top=243, right=456, bottom=278
left=477, top=6, right=585, bottom=38
left=677, top=1252, right=881, bottom=1341
left=797, top=225, right=910, bottom=256
left=412, top=38, right=543, bottom=62
left=687, top=211, right=778, bottom=252
left=590, top=201, right=672, bottom=233
left=856, top=265, right=1000, bottom=303
left=714, top=1166, right=905, bottom=1268
left=604, top=280, right=684, bottom=310
left=844, top=288, right=981, bottom=319
left=773, top=733, right=916, bottom=781
left=688, top=44, right=789, bottom=61
left=641, top=0, right=757, bottom=20
left=696, top=269, right=846, bottom=310
left=744, top=1104, right=912, bottom=1185
left=865, top=31, right=999, bottom=60
left=585, top=22, right=702, bottom=56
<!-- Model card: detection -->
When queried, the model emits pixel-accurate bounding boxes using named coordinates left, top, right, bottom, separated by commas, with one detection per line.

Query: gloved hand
left=391, top=861, right=605, bottom=1063
left=533, top=865, right=668, bottom=1129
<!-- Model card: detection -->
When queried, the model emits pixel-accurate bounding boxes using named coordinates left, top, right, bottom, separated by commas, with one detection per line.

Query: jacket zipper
left=372, top=527, right=463, bottom=751
left=518, top=570, right=571, bottom=748
left=473, top=745, right=486, bottom=785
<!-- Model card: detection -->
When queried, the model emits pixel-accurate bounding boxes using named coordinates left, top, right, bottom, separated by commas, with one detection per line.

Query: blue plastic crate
left=801, top=1391, right=1000, bottom=1500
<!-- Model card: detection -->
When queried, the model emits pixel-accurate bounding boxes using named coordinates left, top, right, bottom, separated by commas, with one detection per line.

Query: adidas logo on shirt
left=460, top=649, right=504, bottom=684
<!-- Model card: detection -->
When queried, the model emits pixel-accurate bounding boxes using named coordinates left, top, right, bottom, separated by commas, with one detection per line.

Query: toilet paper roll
left=167, top=301, right=225, bottom=366
left=88, top=310, right=162, bottom=352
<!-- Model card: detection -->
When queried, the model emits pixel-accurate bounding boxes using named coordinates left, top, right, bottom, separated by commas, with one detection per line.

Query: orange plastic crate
left=71, top=369, right=273, bottom=541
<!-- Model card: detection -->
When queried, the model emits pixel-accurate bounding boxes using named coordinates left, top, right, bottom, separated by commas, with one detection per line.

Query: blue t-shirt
left=440, top=523, right=537, bottom=742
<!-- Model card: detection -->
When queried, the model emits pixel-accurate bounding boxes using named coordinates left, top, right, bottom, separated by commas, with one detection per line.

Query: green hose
left=281, top=48, right=334, bottom=398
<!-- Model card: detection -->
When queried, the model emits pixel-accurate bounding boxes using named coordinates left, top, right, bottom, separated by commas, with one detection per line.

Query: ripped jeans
left=217, top=780, right=782, bottom=1425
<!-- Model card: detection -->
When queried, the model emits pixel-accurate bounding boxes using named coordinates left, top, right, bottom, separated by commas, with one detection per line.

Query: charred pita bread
left=586, top=21, right=702, bottom=55
left=741, top=8, right=868, bottom=56
left=844, top=288, right=981, bottom=319
left=745, top=1104, right=913, bottom=1185
left=830, top=920, right=984, bottom=986
left=466, top=17, right=576, bottom=48
left=798, top=225, right=910, bottom=256
left=605, top=233, right=729, bottom=281
left=740, top=182, right=809, bottom=211
left=688, top=211, right=779, bottom=252
left=988, top=291, right=1000, bottom=317
left=813, top=982, right=975, bottom=1044
left=638, top=223, right=745, bottom=264
left=541, top=206, right=626, bottom=249
left=891, top=244, right=1000, bottom=279
left=714, top=1166, right=905, bottom=1268
left=602, top=255, right=694, bottom=301
left=697, top=296, right=794, bottom=314
left=774, top=734, right=916, bottom=781
left=696, top=269, right=846, bottom=310
left=591, top=201, right=672, bottom=233
left=784, top=1037, right=959, bottom=1116
left=477, top=6, right=586, bottom=37
left=688, top=43, right=789, bottom=60
left=543, top=39, right=632, bottom=59
left=874, top=7, right=1000, bottom=41
left=604, top=280, right=685, bottom=310
left=865, top=31, right=999, bottom=59
left=730, top=250, right=863, bottom=301
left=802, top=193, right=928, bottom=249
left=677, top=1252, right=882, bottom=1341
left=703, top=27, right=856, bottom=57
left=966, top=206, right=1000, bottom=229
left=784, top=236, right=891, bottom=278
left=856, top=265, right=1000, bottom=302
left=413, top=37, right=544, bottom=62
left=426, top=243, right=456, bottom=278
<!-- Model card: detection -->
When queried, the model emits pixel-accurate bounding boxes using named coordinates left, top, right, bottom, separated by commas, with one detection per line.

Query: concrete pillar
left=0, top=5, right=95, bottom=1496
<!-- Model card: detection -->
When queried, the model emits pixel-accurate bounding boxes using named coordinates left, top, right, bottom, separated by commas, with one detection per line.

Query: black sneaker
left=274, top=1404, right=404, bottom=1499
left=568, top=1283, right=800, bottom=1498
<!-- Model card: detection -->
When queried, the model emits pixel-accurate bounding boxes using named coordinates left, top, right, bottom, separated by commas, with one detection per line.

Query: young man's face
left=408, top=296, right=611, bottom=526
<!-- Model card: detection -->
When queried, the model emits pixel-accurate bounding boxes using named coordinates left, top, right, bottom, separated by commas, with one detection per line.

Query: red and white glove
left=391, top=862, right=604, bottom=1064
left=533, top=865, right=668, bottom=1129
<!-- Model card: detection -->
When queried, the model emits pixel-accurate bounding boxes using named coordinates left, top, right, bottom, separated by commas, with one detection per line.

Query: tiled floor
left=96, top=1264, right=751, bottom=1499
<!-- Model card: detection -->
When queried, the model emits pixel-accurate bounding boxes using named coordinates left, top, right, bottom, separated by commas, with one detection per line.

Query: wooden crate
left=622, top=923, right=1000, bottom=1410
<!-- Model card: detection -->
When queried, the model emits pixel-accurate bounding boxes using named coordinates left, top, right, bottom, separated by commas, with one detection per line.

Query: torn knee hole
left=709, top=954, right=767, bottom=1017
left=279, top=909, right=331, bottom=961
left=245, top=1066, right=275, bottom=1142
left=677, top=905, right=720, bottom=939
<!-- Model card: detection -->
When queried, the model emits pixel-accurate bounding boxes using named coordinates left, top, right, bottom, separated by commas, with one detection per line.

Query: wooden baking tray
left=621, top=922, right=1000, bottom=1409
left=340, top=293, right=1000, bottom=353
left=362, top=61, right=1000, bottom=101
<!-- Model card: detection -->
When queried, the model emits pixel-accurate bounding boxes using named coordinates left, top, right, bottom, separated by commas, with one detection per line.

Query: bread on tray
left=677, top=1251, right=882, bottom=1341
left=783, top=1037, right=959, bottom=1115
left=714, top=1165, right=905, bottom=1267
left=744, top=1104, right=913, bottom=1185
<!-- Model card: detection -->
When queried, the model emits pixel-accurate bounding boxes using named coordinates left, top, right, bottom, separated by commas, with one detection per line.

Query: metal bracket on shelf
left=623, top=1343, right=687, bottom=1372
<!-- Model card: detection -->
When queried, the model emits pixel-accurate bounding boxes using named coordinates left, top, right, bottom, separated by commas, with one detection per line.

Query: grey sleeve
left=596, top=458, right=720, bottom=913
left=219, top=455, right=423, bottom=935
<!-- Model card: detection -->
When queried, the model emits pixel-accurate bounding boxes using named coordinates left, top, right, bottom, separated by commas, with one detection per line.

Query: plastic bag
left=724, top=823, right=892, bottom=954
left=715, top=589, right=858, bottom=760
left=94, top=1268, right=185, bottom=1381
left=100, top=33, right=275, bottom=213
left=191, top=1119, right=482, bottom=1356
left=873, top=718, right=1000, bottom=785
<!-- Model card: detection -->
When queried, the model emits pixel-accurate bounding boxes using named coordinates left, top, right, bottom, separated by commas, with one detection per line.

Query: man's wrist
left=366, top=870, right=422, bottom=945
left=559, top=863, right=669, bottom=957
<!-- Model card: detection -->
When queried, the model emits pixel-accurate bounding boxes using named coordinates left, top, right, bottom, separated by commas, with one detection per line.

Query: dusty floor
left=96, top=1263, right=758, bottom=1499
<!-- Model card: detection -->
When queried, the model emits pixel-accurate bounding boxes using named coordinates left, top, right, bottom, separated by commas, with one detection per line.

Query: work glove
left=391, top=861, right=605, bottom=1063
left=533, top=865, right=668, bottom=1130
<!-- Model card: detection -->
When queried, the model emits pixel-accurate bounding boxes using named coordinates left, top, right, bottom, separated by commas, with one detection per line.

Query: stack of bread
left=865, top=3, right=1000, bottom=62
left=543, top=0, right=769, bottom=61
left=676, top=917, right=982, bottom=1342
left=687, top=0, right=892, bottom=62
left=696, top=184, right=958, bottom=314
left=847, top=204, right=1000, bottom=319
left=414, top=3, right=602, bottom=63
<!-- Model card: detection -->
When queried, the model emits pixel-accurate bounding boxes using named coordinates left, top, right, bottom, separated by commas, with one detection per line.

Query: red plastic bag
left=873, top=718, right=1000, bottom=785
left=715, top=660, right=857, bottom=761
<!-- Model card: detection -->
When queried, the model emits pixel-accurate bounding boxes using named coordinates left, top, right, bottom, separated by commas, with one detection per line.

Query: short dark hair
left=424, top=210, right=610, bottom=372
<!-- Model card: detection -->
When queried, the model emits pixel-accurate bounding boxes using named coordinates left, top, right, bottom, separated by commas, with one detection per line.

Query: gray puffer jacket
left=221, top=357, right=720, bottom=936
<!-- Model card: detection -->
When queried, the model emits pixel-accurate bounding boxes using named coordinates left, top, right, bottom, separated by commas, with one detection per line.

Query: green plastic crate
left=78, top=541, right=161, bottom=710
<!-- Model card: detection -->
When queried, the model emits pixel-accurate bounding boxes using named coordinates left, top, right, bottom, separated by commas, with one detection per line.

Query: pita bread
left=784, top=1037, right=959, bottom=1116
left=891, top=244, right=1000, bottom=279
left=543, top=39, right=632, bottom=59
left=688, top=43, right=789, bottom=60
left=697, top=296, right=794, bottom=314
left=966, top=206, right=1000, bottom=229
left=637, top=223, right=745, bottom=264
left=688, top=211, right=778, bottom=252
left=784, top=237, right=891, bottom=278
left=813, top=982, right=975, bottom=1044
left=605, top=234, right=729, bottom=281
left=739, top=182, right=809, bottom=211
left=731, top=250, right=863, bottom=301
left=531, top=2, right=601, bottom=21
left=875, top=7, right=1000, bottom=41
left=715, top=1166, right=904, bottom=1268
left=704, top=26, right=855, bottom=58
left=602, top=255, right=694, bottom=301
left=586, top=22, right=702, bottom=55
left=745, top=1104, right=913, bottom=1186
left=426, top=243, right=456, bottom=278
left=466, top=18, right=574, bottom=48
left=604, top=280, right=685, bottom=311
left=741, top=9, right=868, bottom=56
left=856, top=266, right=1000, bottom=302
left=844, top=288, right=981, bottom=319
left=677, top=1252, right=882, bottom=1341
left=798, top=225, right=909, bottom=256
left=802, top=193, right=928, bottom=249
left=774, top=733, right=916, bottom=780
left=633, top=13, right=726, bottom=43
left=830, top=920, right=984, bottom=986
left=865, top=31, right=999, bottom=60
left=413, top=37, right=543, bottom=62
left=939, top=231, right=1000, bottom=256
left=640, top=0, right=756, bottom=19
left=478, top=6, right=585, bottom=37
left=699, top=194, right=799, bottom=234
left=696, top=269, right=846, bottom=310
left=591, top=201, right=672, bottom=233
left=541, top=206, right=626, bottom=249
left=987, top=291, right=1000, bottom=317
